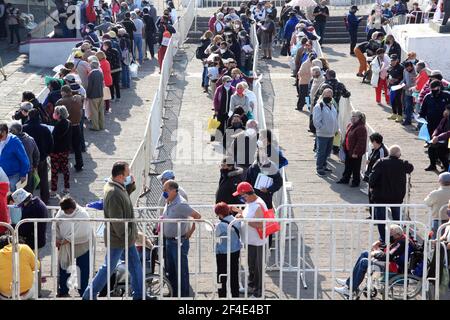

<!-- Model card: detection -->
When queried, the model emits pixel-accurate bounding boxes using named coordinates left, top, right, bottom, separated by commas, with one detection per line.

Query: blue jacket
left=346, top=12, right=360, bottom=32
left=283, top=16, right=299, bottom=40
left=0, top=134, right=30, bottom=177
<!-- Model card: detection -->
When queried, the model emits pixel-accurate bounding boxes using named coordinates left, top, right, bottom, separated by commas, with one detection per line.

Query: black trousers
left=248, top=245, right=263, bottom=297
left=146, top=34, right=155, bottom=58
left=428, top=143, right=449, bottom=169
left=109, top=72, right=121, bottom=99
left=297, top=84, right=309, bottom=110
left=9, top=24, right=20, bottom=44
left=37, top=160, right=49, bottom=204
left=216, top=251, right=240, bottom=298
left=71, top=125, right=83, bottom=170
left=341, top=151, right=362, bottom=184
left=349, top=30, right=357, bottom=54
left=391, top=89, right=403, bottom=115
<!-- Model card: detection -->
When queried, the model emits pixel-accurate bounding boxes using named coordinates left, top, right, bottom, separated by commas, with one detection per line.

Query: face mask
left=237, top=88, right=244, bottom=95
left=220, top=168, right=229, bottom=175
left=220, top=48, right=226, bottom=53
left=102, top=46, right=108, bottom=51
left=376, top=40, right=382, bottom=44
left=432, top=89, right=440, bottom=97
left=162, top=191, right=169, bottom=199
left=124, top=175, right=132, bottom=186
left=323, top=97, right=332, bottom=104
left=239, top=196, right=246, bottom=203
left=233, top=123, right=243, bottom=129
left=224, top=83, right=231, bottom=89
left=53, top=113, right=59, bottom=121
left=246, top=128, right=256, bottom=136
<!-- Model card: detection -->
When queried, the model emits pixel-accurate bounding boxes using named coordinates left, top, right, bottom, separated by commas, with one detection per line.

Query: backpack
left=121, top=45, right=132, bottom=66
left=309, top=102, right=324, bottom=134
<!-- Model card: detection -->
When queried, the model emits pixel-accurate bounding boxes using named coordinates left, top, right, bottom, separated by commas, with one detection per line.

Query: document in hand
left=391, top=83, right=405, bottom=91
left=254, top=173, right=273, bottom=190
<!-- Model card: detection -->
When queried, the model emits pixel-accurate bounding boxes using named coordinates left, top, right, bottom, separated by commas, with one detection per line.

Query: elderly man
left=161, top=180, right=201, bottom=297
left=57, top=85, right=84, bottom=171
left=0, top=123, right=30, bottom=192
left=369, top=145, right=414, bottom=243
left=334, top=224, right=407, bottom=297
left=9, top=122, right=40, bottom=193
left=313, top=88, right=338, bottom=176
left=83, top=161, right=153, bottom=300
left=86, top=59, right=104, bottom=131
left=157, top=170, right=188, bottom=209
left=425, top=172, right=450, bottom=238
left=231, top=119, right=259, bottom=173
left=12, top=102, right=32, bottom=125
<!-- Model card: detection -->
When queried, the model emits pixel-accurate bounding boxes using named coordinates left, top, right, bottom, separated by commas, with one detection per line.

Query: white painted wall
left=387, top=24, right=450, bottom=79
left=29, top=39, right=80, bottom=68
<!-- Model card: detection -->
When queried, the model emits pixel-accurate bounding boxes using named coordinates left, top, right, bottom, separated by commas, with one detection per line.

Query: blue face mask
left=124, top=175, right=132, bottom=186
left=239, top=196, right=246, bottom=203
left=162, top=191, right=169, bottom=199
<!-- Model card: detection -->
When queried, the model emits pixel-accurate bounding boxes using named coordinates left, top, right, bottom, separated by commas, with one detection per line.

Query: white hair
left=388, top=145, right=402, bottom=158
left=390, top=224, right=403, bottom=236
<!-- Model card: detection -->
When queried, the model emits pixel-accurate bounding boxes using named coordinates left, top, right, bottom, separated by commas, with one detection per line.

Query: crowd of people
left=2, top=0, right=450, bottom=301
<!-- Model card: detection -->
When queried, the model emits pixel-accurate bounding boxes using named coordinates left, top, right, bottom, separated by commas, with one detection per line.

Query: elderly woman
left=96, top=51, right=113, bottom=112
left=310, top=66, right=325, bottom=108
left=229, top=82, right=254, bottom=116
left=50, top=106, right=72, bottom=197
left=56, top=196, right=92, bottom=297
left=337, top=111, right=368, bottom=187
left=230, top=68, right=246, bottom=88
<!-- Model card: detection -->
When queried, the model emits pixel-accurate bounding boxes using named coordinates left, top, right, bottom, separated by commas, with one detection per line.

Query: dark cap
left=390, top=54, right=399, bottom=61
left=430, top=79, right=442, bottom=89
left=350, top=5, right=358, bottom=10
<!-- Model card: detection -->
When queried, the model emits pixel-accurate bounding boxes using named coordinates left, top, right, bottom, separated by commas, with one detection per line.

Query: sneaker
left=356, top=73, right=364, bottom=77
left=334, top=286, right=350, bottom=296
left=424, top=165, right=437, bottom=171
left=350, top=182, right=360, bottom=188
left=56, top=293, right=71, bottom=298
left=336, top=179, right=349, bottom=184
left=317, top=170, right=326, bottom=176
left=335, top=278, right=347, bottom=286
left=387, top=114, right=397, bottom=120
left=50, top=191, right=58, bottom=199
left=324, top=167, right=332, bottom=172
left=395, top=115, right=403, bottom=123
left=62, top=189, right=70, bottom=196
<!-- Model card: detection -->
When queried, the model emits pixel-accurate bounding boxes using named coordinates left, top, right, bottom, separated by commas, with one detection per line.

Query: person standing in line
left=86, top=59, right=105, bottom=131
left=101, top=40, right=122, bottom=104
left=50, top=106, right=72, bottom=197
left=131, top=11, right=144, bottom=65
left=337, top=111, right=368, bottom=188
left=83, top=161, right=154, bottom=300
left=369, top=145, right=414, bottom=243
left=161, top=180, right=201, bottom=297
left=6, top=4, right=20, bottom=46
left=346, top=5, right=363, bottom=55
left=424, top=173, right=450, bottom=239
left=57, top=86, right=84, bottom=172
left=118, top=28, right=132, bottom=89
left=23, top=109, right=53, bottom=204
left=8, top=122, right=40, bottom=193
left=142, top=7, right=157, bottom=60
left=0, top=123, right=30, bottom=192
left=401, top=61, right=417, bottom=125
left=157, top=169, right=188, bottom=210
left=0, top=0, right=7, bottom=39
left=214, top=75, right=236, bottom=139
left=233, top=182, right=267, bottom=298
left=312, top=0, right=329, bottom=46
left=157, top=15, right=176, bottom=72
left=95, top=50, right=113, bottom=112
left=258, top=14, right=276, bottom=60
left=214, top=202, right=241, bottom=298
left=121, top=12, right=137, bottom=50
left=370, top=48, right=391, bottom=106
left=312, top=88, right=338, bottom=176
left=386, top=54, right=404, bottom=122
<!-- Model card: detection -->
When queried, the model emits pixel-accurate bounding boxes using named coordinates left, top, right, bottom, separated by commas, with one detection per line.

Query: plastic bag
left=418, top=123, right=430, bottom=142
left=207, top=116, right=221, bottom=134
left=129, top=63, right=138, bottom=78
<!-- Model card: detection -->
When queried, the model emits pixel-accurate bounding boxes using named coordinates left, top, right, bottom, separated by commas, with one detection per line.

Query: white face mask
left=246, top=128, right=256, bottom=136
left=220, top=48, right=226, bottom=53
left=257, top=140, right=264, bottom=148
left=224, top=83, right=231, bottom=89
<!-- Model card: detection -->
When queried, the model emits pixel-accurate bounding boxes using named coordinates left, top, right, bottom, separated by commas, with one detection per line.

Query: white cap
left=11, top=188, right=32, bottom=206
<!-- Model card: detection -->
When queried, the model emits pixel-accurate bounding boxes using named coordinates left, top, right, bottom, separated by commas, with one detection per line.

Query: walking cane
left=0, top=56, right=7, bottom=80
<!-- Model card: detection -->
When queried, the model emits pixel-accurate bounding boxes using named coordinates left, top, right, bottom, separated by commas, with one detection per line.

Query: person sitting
left=334, top=224, right=407, bottom=296
left=424, top=173, right=450, bottom=239
left=0, top=235, right=39, bottom=299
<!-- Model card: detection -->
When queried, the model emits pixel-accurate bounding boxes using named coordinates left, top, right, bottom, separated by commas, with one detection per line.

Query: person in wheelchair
left=334, top=224, right=407, bottom=296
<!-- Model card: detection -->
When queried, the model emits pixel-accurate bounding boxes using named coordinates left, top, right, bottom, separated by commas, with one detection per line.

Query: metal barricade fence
left=432, top=220, right=450, bottom=300
left=224, top=217, right=431, bottom=300
left=0, top=223, right=19, bottom=300
left=11, top=216, right=216, bottom=300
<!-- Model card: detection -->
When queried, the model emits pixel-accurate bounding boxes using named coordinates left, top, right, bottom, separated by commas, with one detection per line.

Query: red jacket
left=415, top=69, right=429, bottom=92
left=344, top=121, right=368, bottom=157
left=100, top=59, right=113, bottom=87
left=0, top=182, right=10, bottom=234
left=86, top=0, right=97, bottom=23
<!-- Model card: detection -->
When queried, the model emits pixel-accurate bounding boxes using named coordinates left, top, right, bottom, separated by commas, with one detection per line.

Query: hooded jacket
left=23, top=117, right=54, bottom=161
left=19, top=197, right=48, bottom=249
left=312, top=101, right=338, bottom=138
left=0, top=134, right=30, bottom=177
left=215, top=166, right=244, bottom=205
left=14, top=133, right=40, bottom=173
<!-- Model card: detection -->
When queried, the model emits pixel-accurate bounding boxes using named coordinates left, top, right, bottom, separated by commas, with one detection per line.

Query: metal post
left=194, top=0, right=197, bottom=32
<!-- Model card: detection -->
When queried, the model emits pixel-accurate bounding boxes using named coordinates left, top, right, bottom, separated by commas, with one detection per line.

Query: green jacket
left=103, top=179, right=137, bottom=248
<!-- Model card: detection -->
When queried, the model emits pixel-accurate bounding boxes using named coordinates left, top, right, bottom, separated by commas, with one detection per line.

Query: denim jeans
left=8, top=174, right=21, bottom=192
left=316, top=136, right=333, bottom=172
left=373, top=206, right=400, bottom=243
left=164, top=238, right=190, bottom=297
left=121, top=63, right=130, bottom=88
left=403, top=94, right=414, bottom=124
left=82, top=245, right=143, bottom=300
left=59, top=250, right=90, bottom=296
left=134, top=34, right=143, bottom=64
left=202, top=66, right=209, bottom=88
left=79, top=109, right=86, bottom=152
left=346, top=251, right=369, bottom=292
left=314, top=20, right=326, bottom=44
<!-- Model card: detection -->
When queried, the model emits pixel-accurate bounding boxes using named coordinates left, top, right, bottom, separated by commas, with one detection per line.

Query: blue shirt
left=215, top=215, right=241, bottom=254
left=283, top=16, right=299, bottom=40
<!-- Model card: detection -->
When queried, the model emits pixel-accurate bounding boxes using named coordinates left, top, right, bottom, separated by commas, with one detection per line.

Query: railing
left=389, top=11, right=434, bottom=26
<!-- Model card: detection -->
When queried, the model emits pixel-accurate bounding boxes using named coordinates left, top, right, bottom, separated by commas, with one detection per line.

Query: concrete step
left=325, top=31, right=367, bottom=37
left=322, top=37, right=352, bottom=44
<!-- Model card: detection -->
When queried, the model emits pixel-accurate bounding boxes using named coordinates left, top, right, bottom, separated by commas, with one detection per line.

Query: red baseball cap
left=232, top=182, right=254, bottom=197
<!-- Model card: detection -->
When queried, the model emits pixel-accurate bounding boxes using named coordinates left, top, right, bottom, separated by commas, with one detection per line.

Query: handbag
left=129, top=62, right=138, bottom=78
left=103, top=86, right=111, bottom=100
left=207, top=115, right=221, bottom=134
left=256, top=204, right=281, bottom=239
